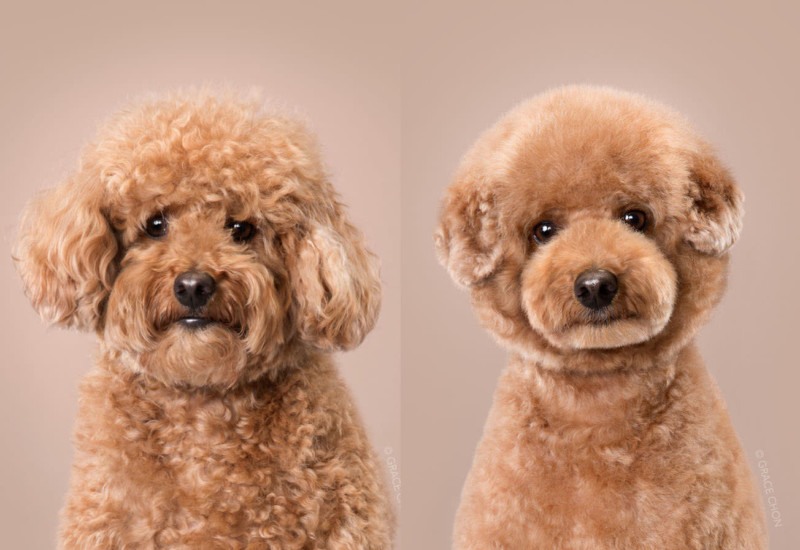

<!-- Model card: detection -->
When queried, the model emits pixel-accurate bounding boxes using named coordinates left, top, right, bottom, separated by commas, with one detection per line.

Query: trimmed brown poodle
left=436, top=86, right=766, bottom=549
left=15, top=91, right=393, bottom=549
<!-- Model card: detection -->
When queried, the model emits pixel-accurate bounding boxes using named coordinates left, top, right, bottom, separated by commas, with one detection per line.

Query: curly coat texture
left=14, top=91, right=393, bottom=549
left=436, top=86, right=766, bottom=549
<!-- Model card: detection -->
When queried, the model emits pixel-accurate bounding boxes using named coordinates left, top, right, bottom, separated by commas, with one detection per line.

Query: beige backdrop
left=0, top=2, right=400, bottom=549
left=2, top=1, right=800, bottom=549
left=402, top=1, right=799, bottom=549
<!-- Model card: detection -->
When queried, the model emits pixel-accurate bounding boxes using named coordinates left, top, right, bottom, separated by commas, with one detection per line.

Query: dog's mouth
left=154, top=308, right=241, bottom=334
left=177, top=316, right=215, bottom=330
left=176, top=314, right=242, bottom=333
left=558, top=311, right=639, bottom=332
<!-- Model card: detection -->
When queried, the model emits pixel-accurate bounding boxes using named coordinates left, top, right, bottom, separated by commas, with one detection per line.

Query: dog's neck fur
left=510, top=345, right=690, bottom=443
left=99, top=341, right=317, bottom=399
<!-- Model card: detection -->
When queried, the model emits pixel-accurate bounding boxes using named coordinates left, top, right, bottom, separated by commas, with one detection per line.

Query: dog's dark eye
left=145, top=213, right=168, bottom=238
left=532, top=221, right=559, bottom=245
left=226, top=220, right=256, bottom=242
left=621, top=209, right=648, bottom=231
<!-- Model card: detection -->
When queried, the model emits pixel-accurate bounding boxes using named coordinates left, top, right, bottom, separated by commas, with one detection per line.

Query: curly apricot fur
left=14, top=90, right=392, bottom=549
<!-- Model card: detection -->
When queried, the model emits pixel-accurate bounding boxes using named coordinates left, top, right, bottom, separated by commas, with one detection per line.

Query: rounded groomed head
left=14, top=90, right=381, bottom=388
left=435, top=86, right=742, bottom=373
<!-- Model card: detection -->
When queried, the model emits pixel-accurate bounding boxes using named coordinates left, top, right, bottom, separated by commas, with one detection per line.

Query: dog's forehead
left=489, top=99, right=687, bottom=221
left=92, top=95, right=326, bottom=227
left=104, top=174, right=283, bottom=228
left=99, top=148, right=314, bottom=232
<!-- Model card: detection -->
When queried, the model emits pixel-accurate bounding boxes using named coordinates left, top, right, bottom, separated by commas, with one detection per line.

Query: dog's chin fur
left=129, top=325, right=249, bottom=388
left=547, top=316, right=667, bottom=350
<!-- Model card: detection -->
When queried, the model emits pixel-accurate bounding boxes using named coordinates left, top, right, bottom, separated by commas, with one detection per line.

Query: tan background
left=402, top=1, right=799, bottom=549
left=2, top=1, right=800, bottom=548
left=0, top=2, right=400, bottom=548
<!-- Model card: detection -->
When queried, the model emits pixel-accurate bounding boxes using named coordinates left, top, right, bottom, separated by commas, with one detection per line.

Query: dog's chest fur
left=60, top=354, right=375, bottom=549
left=454, top=346, right=764, bottom=549
left=138, top=376, right=324, bottom=545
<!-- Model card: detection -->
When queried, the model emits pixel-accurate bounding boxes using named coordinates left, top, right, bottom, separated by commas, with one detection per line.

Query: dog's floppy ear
left=14, top=166, right=117, bottom=331
left=682, top=142, right=744, bottom=256
left=435, top=172, right=503, bottom=288
left=290, top=196, right=381, bottom=351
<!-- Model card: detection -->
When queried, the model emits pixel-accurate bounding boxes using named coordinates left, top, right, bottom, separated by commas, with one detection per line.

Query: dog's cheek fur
left=103, top=255, right=169, bottom=354
left=227, top=262, right=289, bottom=363
left=468, top=258, right=538, bottom=352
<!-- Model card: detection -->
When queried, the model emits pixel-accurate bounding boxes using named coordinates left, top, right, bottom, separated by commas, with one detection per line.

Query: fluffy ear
left=434, top=176, right=503, bottom=288
left=13, top=173, right=117, bottom=331
left=290, top=204, right=381, bottom=351
left=683, top=143, right=744, bottom=256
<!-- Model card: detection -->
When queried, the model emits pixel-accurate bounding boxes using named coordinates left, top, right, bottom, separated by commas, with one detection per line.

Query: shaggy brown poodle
left=15, top=91, right=393, bottom=549
left=436, top=86, right=766, bottom=549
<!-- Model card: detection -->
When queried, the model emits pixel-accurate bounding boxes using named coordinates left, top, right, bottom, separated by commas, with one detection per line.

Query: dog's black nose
left=574, top=269, right=618, bottom=310
left=174, top=271, right=216, bottom=309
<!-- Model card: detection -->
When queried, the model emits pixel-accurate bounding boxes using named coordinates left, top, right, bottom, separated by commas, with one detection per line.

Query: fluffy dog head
left=15, top=91, right=381, bottom=389
left=436, top=86, right=742, bottom=373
